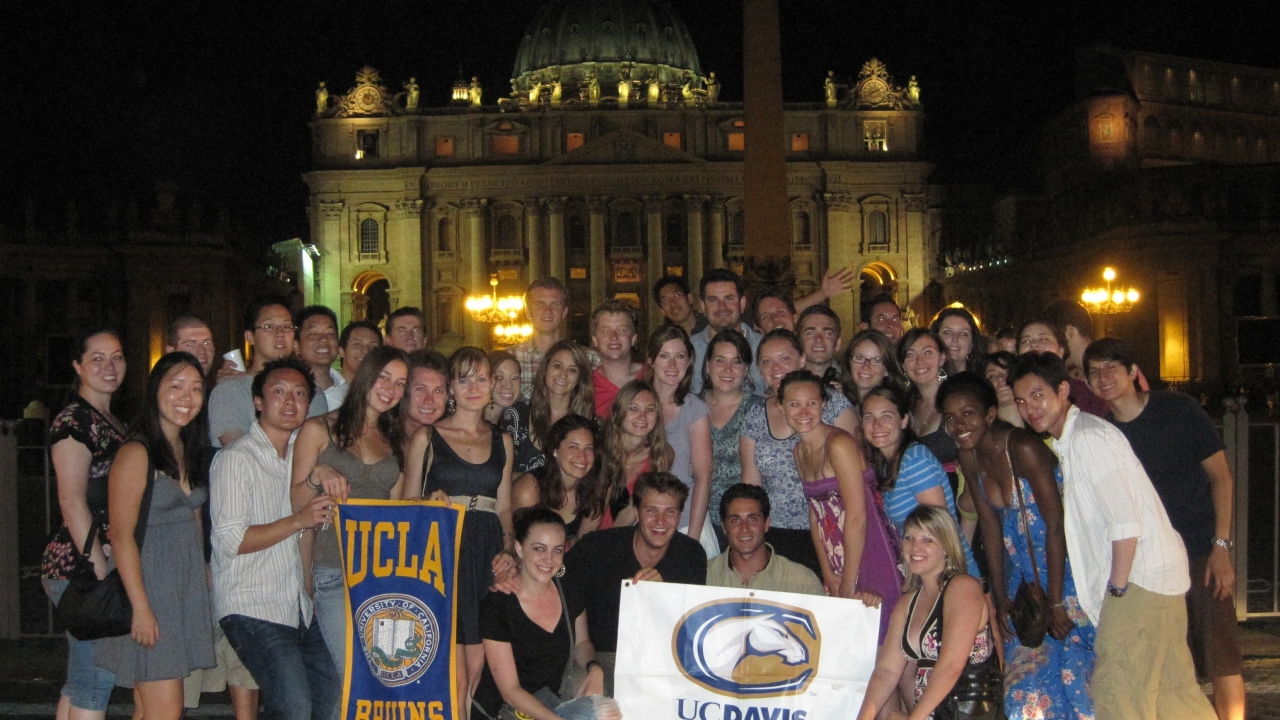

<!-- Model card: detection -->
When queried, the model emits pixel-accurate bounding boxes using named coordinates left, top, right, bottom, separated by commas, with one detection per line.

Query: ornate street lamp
left=1080, top=267, right=1140, bottom=315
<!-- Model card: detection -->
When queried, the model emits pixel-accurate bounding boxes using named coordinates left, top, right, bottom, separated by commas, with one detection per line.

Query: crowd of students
left=41, top=268, right=1241, bottom=720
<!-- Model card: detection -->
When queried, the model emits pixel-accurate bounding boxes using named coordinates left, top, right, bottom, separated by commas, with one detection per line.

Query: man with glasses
left=384, top=307, right=426, bottom=352
left=209, top=296, right=327, bottom=448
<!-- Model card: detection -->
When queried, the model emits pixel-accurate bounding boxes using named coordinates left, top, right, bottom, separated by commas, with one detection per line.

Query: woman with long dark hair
left=839, top=329, right=905, bottom=406
left=291, top=345, right=410, bottom=673
left=512, top=414, right=607, bottom=547
left=597, top=380, right=673, bottom=529
left=43, top=329, right=126, bottom=720
left=503, top=340, right=595, bottom=474
left=100, top=351, right=215, bottom=720
left=931, top=307, right=986, bottom=377
left=485, top=350, right=522, bottom=425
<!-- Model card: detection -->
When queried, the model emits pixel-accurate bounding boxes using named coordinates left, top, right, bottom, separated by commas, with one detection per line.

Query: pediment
left=544, top=128, right=705, bottom=166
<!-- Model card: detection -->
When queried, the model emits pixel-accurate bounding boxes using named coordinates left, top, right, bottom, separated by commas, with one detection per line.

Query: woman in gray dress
left=101, top=351, right=215, bottom=720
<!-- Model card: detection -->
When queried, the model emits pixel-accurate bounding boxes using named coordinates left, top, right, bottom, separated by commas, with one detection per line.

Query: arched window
left=568, top=215, right=587, bottom=250
left=793, top=211, right=811, bottom=246
left=360, top=218, right=380, bottom=255
left=437, top=217, right=454, bottom=253
left=496, top=215, right=518, bottom=249
left=614, top=211, right=637, bottom=246
left=868, top=210, right=888, bottom=249
left=665, top=213, right=684, bottom=249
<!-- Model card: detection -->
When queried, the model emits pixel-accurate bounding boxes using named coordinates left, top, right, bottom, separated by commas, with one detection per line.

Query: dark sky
left=8, top=0, right=1278, bottom=243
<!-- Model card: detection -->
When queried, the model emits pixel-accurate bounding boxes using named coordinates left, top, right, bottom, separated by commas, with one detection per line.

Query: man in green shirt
left=706, top=484, right=825, bottom=595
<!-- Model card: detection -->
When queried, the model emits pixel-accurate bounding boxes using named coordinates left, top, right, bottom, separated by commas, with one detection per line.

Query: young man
left=165, top=315, right=218, bottom=376
left=562, top=472, right=707, bottom=694
left=384, top=307, right=426, bottom=352
left=653, top=275, right=708, bottom=337
left=509, top=277, right=599, bottom=398
left=753, top=290, right=796, bottom=333
left=1043, top=299, right=1094, bottom=377
left=590, top=299, right=646, bottom=418
left=706, top=484, right=824, bottom=594
left=211, top=357, right=340, bottom=720
left=798, top=305, right=842, bottom=384
left=295, top=306, right=346, bottom=410
left=337, top=320, right=382, bottom=385
left=1085, top=338, right=1244, bottom=720
left=859, top=293, right=904, bottom=343
left=403, top=350, right=449, bottom=439
left=1010, top=353, right=1214, bottom=720
left=208, top=296, right=326, bottom=448
left=689, top=269, right=765, bottom=395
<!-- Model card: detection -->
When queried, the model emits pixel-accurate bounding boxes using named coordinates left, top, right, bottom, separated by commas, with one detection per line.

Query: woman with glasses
left=840, top=329, right=906, bottom=406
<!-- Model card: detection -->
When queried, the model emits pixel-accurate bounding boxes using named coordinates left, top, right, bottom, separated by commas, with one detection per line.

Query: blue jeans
left=43, top=578, right=117, bottom=712
left=312, top=565, right=347, bottom=678
left=220, top=613, right=339, bottom=720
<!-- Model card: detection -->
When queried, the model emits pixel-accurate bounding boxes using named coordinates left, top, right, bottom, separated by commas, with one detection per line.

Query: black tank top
left=423, top=423, right=505, bottom=499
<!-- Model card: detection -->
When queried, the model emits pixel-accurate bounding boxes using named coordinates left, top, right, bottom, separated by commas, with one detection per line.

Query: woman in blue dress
left=940, top=372, right=1095, bottom=720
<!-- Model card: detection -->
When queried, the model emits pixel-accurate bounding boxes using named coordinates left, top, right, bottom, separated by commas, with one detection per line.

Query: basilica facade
left=301, top=0, right=931, bottom=350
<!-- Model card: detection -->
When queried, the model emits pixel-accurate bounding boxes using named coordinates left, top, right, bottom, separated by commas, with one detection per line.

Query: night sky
left=8, top=0, right=1278, bottom=244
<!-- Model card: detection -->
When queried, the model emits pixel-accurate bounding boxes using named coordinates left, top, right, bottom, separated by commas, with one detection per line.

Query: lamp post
left=1080, top=267, right=1140, bottom=337
left=465, top=275, right=530, bottom=347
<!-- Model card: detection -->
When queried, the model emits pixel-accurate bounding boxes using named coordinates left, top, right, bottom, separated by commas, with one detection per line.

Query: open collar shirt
left=1055, top=405, right=1189, bottom=626
left=210, top=422, right=313, bottom=626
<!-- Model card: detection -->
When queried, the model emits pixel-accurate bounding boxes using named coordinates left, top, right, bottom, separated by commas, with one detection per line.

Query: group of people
left=41, top=267, right=1241, bottom=720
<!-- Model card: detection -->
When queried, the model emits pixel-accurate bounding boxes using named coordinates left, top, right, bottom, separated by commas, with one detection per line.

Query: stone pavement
left=4, top=626, right=1280, bottom=718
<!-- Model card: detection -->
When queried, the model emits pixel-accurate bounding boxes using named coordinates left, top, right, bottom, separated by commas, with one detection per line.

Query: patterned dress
left=979, top=468, right=1096, bottom=720
left=708, top=394, right=763, bottom=526
left=901, top=577, right=998, bottom=718
left=42, top=398, right=124, bottom=579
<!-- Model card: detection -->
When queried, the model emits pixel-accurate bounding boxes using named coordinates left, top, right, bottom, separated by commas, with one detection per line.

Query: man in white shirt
left=296, top=306, right=347, bottom=410
left=1010, top=352, right=1214, bottom=720
left=212, top=357, right=340, bottom=720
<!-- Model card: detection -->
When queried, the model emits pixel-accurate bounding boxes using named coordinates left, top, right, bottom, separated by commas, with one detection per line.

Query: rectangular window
left=727, top=132, right=745, bottom=151
left=356, top=130, right=380, bottom=159
left=435, top=136, right=454, bottom=157
left=863, top=121, right=887, bottom=152
left=663, top=132, right=682, bottom=149
left=570, top=267, right=587, bottom=280
left=566, top=132, right=585, bottom=151
left=791, top=133, right=810, bottom=152
left=492, top=135, right=519, bottom=155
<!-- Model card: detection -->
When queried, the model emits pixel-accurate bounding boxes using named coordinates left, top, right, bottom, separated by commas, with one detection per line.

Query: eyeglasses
left=255, top=324, right=296, bottom=335
left=851, top=354, right=884, bottom=367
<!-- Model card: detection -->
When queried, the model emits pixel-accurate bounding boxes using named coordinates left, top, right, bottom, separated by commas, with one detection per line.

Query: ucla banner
left=615, top=582, right=880, bottom=719
left=335, top=500, right=464, bottom=720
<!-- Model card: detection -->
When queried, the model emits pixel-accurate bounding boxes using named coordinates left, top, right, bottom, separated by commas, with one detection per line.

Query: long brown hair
left=600, top=380, right=672, bottom=503
left=332, top=345, right=408, bottom=467
left=644, top=325, right=696, bottom=405
left=536, top=414, right=606, bottom=521
left=529, top=340, right=594, bottom=450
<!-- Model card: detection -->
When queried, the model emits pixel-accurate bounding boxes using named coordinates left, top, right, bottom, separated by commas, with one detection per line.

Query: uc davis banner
left=335, top=500, right=464, bottom=720
left=615, top=582, right=880, bottom=719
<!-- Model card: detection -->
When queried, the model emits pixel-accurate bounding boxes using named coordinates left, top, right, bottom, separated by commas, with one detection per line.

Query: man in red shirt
left=590, top=299, right=645, bottom=418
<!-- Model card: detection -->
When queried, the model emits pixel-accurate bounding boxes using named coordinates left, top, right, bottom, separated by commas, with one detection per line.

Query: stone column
left=393, top=199, right=425, bottom=310
left=644, top=195, right=666, bottom=330
left=708, top=196, right=727, bottom=270
left=587, top=196, right=609, bottom=310
left=684, top=195, right=709, bottom=291
left=316, top=202, right=344, bottom=317
left=460, top=198, right=489, bottom=346
left=524, top=198, right=543, bottom=282
left=544, top=197, right=567, bottom=282
left=823, top=192, right=856, bottom=334
left=903, top=192, right=927, bottom=300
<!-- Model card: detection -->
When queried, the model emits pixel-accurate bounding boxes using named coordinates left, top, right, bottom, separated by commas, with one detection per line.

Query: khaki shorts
left=184, top=625, right=258, bottom=708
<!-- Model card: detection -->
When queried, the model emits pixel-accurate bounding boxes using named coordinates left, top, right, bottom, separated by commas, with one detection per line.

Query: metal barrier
left=0, top=418, right=56, bottom=637
left=1222, top=399, right=1280, bottom=620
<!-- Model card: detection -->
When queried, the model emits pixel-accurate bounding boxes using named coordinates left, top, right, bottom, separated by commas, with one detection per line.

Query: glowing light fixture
left=493, top=323, right=533, bottom=345
left=465, top=275, right=525, bottom=325
left=1081, top=267, right=1139, bottom=315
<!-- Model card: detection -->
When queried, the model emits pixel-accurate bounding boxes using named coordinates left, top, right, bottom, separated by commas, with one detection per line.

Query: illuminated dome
left=512, top=0, right=704, bottom=97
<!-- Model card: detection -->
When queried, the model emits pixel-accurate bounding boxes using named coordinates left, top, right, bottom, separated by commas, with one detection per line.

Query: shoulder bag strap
left=132, top=448, right=157, bottom=551
left=418, top=426, right=435, bottom=498
left=1004, top=437, right=1042, bottom=590
left=555, top=577, right=577, bottom=680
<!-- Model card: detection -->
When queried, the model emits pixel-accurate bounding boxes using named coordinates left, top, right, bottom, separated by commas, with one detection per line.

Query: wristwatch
left=1106, top=581, right=1128, bottom=598
left=1213, top=538, right=1234, bottom=551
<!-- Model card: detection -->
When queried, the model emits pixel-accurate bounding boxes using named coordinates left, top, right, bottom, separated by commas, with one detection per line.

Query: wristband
left=1106, top=581, right=1128, bottom=598
left=305, top=472, right=323, bottom=491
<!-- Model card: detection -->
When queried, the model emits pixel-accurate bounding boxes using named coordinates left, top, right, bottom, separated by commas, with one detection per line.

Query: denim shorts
left=43, top=578, right=118, bottom=711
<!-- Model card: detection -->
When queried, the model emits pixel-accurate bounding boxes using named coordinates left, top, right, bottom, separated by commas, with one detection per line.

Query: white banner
left=615, top=581, right=881, bottom=720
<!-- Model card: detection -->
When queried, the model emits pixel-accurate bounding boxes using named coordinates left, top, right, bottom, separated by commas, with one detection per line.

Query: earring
left=556, top=565, right=566, bottom=578
left=938, top=368, right=949, bottom=382
left=446, top=394, right=456, bottom=413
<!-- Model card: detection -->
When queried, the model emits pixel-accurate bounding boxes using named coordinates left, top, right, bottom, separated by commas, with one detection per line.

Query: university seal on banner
left=672, top=599, right=821, bottom=698
left=355, top=593, right=440, bottom=687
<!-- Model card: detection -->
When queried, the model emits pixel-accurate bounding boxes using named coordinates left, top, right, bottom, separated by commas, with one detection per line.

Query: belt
left=449, top=495, right=498, bottom=513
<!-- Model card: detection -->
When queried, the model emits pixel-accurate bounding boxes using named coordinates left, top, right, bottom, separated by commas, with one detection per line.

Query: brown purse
left=1006, top=440, right=1050, bottom=649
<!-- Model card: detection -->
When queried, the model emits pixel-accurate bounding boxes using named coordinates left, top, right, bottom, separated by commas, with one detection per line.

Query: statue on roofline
left=315, top=81, right=329, bottom=115
left=403, top=77, right=420, bottom=110
left=470, top=76, right=483, bottom=106
left=705, top=71, right=720, bottom=104
left=824, top=71, right=838, bottom=106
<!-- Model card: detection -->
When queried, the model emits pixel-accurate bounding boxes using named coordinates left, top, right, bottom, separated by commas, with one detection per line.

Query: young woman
left=857, top=506, right=1001, bottom=720
left=404, top=347, right=515, bottom=712
left=981, top=351, right=1024, bottom=428
left=839, top=329, right=905, bottom=406
left=940, top=372, right=1096, bottom=720
left=486, top=350, right=522, bottom=425
left=100, top=352, right=215, bottom=720
left=741, top=329, right=857, bottom=576
left=931, top=307, right=985, bottom=376
left=645, top=326, right=714, bottom=547
left=701, top=331, right=763, bottom=547
left=503, top=341, right=595, bottom=474
left=860, top=384, right=979, bottom=576
left=898, top=328, right=957, bottom=472
left=1017, top=319, right=1110, bottom=416
left=290, top=345, right=410, bottom=674
left=597, top=380, right=673, bottom=529
left=474, top=508, right=620, bottom=720
left=512, top=414, right=606, bottom=547
left=782, top=370, right=901, bottom=643
left=43, top=330, right=126, bottom=720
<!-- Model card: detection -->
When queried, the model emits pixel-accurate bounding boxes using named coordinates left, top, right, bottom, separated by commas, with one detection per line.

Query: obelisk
left=741, top=0, right=792, bottom=299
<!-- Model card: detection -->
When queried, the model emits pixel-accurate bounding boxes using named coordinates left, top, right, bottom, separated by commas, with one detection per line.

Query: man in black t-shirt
left=563, top=472, right=707, bottom=694
left=1085, top=338, right=1244, bottom=720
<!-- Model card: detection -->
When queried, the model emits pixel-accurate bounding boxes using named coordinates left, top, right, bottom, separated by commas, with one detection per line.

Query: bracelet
left=305, top=472, right=323, bottom=491
left=1050, top=602, right=1065, bottom=608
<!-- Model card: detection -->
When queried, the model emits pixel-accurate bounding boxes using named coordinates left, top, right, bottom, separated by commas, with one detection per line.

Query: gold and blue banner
left=336, top=500, right=464, bottom=720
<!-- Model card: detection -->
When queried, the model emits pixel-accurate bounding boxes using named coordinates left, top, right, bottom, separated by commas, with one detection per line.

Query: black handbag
left=55, top=455, right=156, bottom=641
left=1006, top=443, right=1050, bottom=649
left=934, top=654, right=1005, bottom=720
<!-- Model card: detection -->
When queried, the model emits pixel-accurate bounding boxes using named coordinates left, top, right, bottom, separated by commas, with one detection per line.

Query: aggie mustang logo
left=672, top=599, right=821, bottom=698
left=355, top=593, right=441, bottom=687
